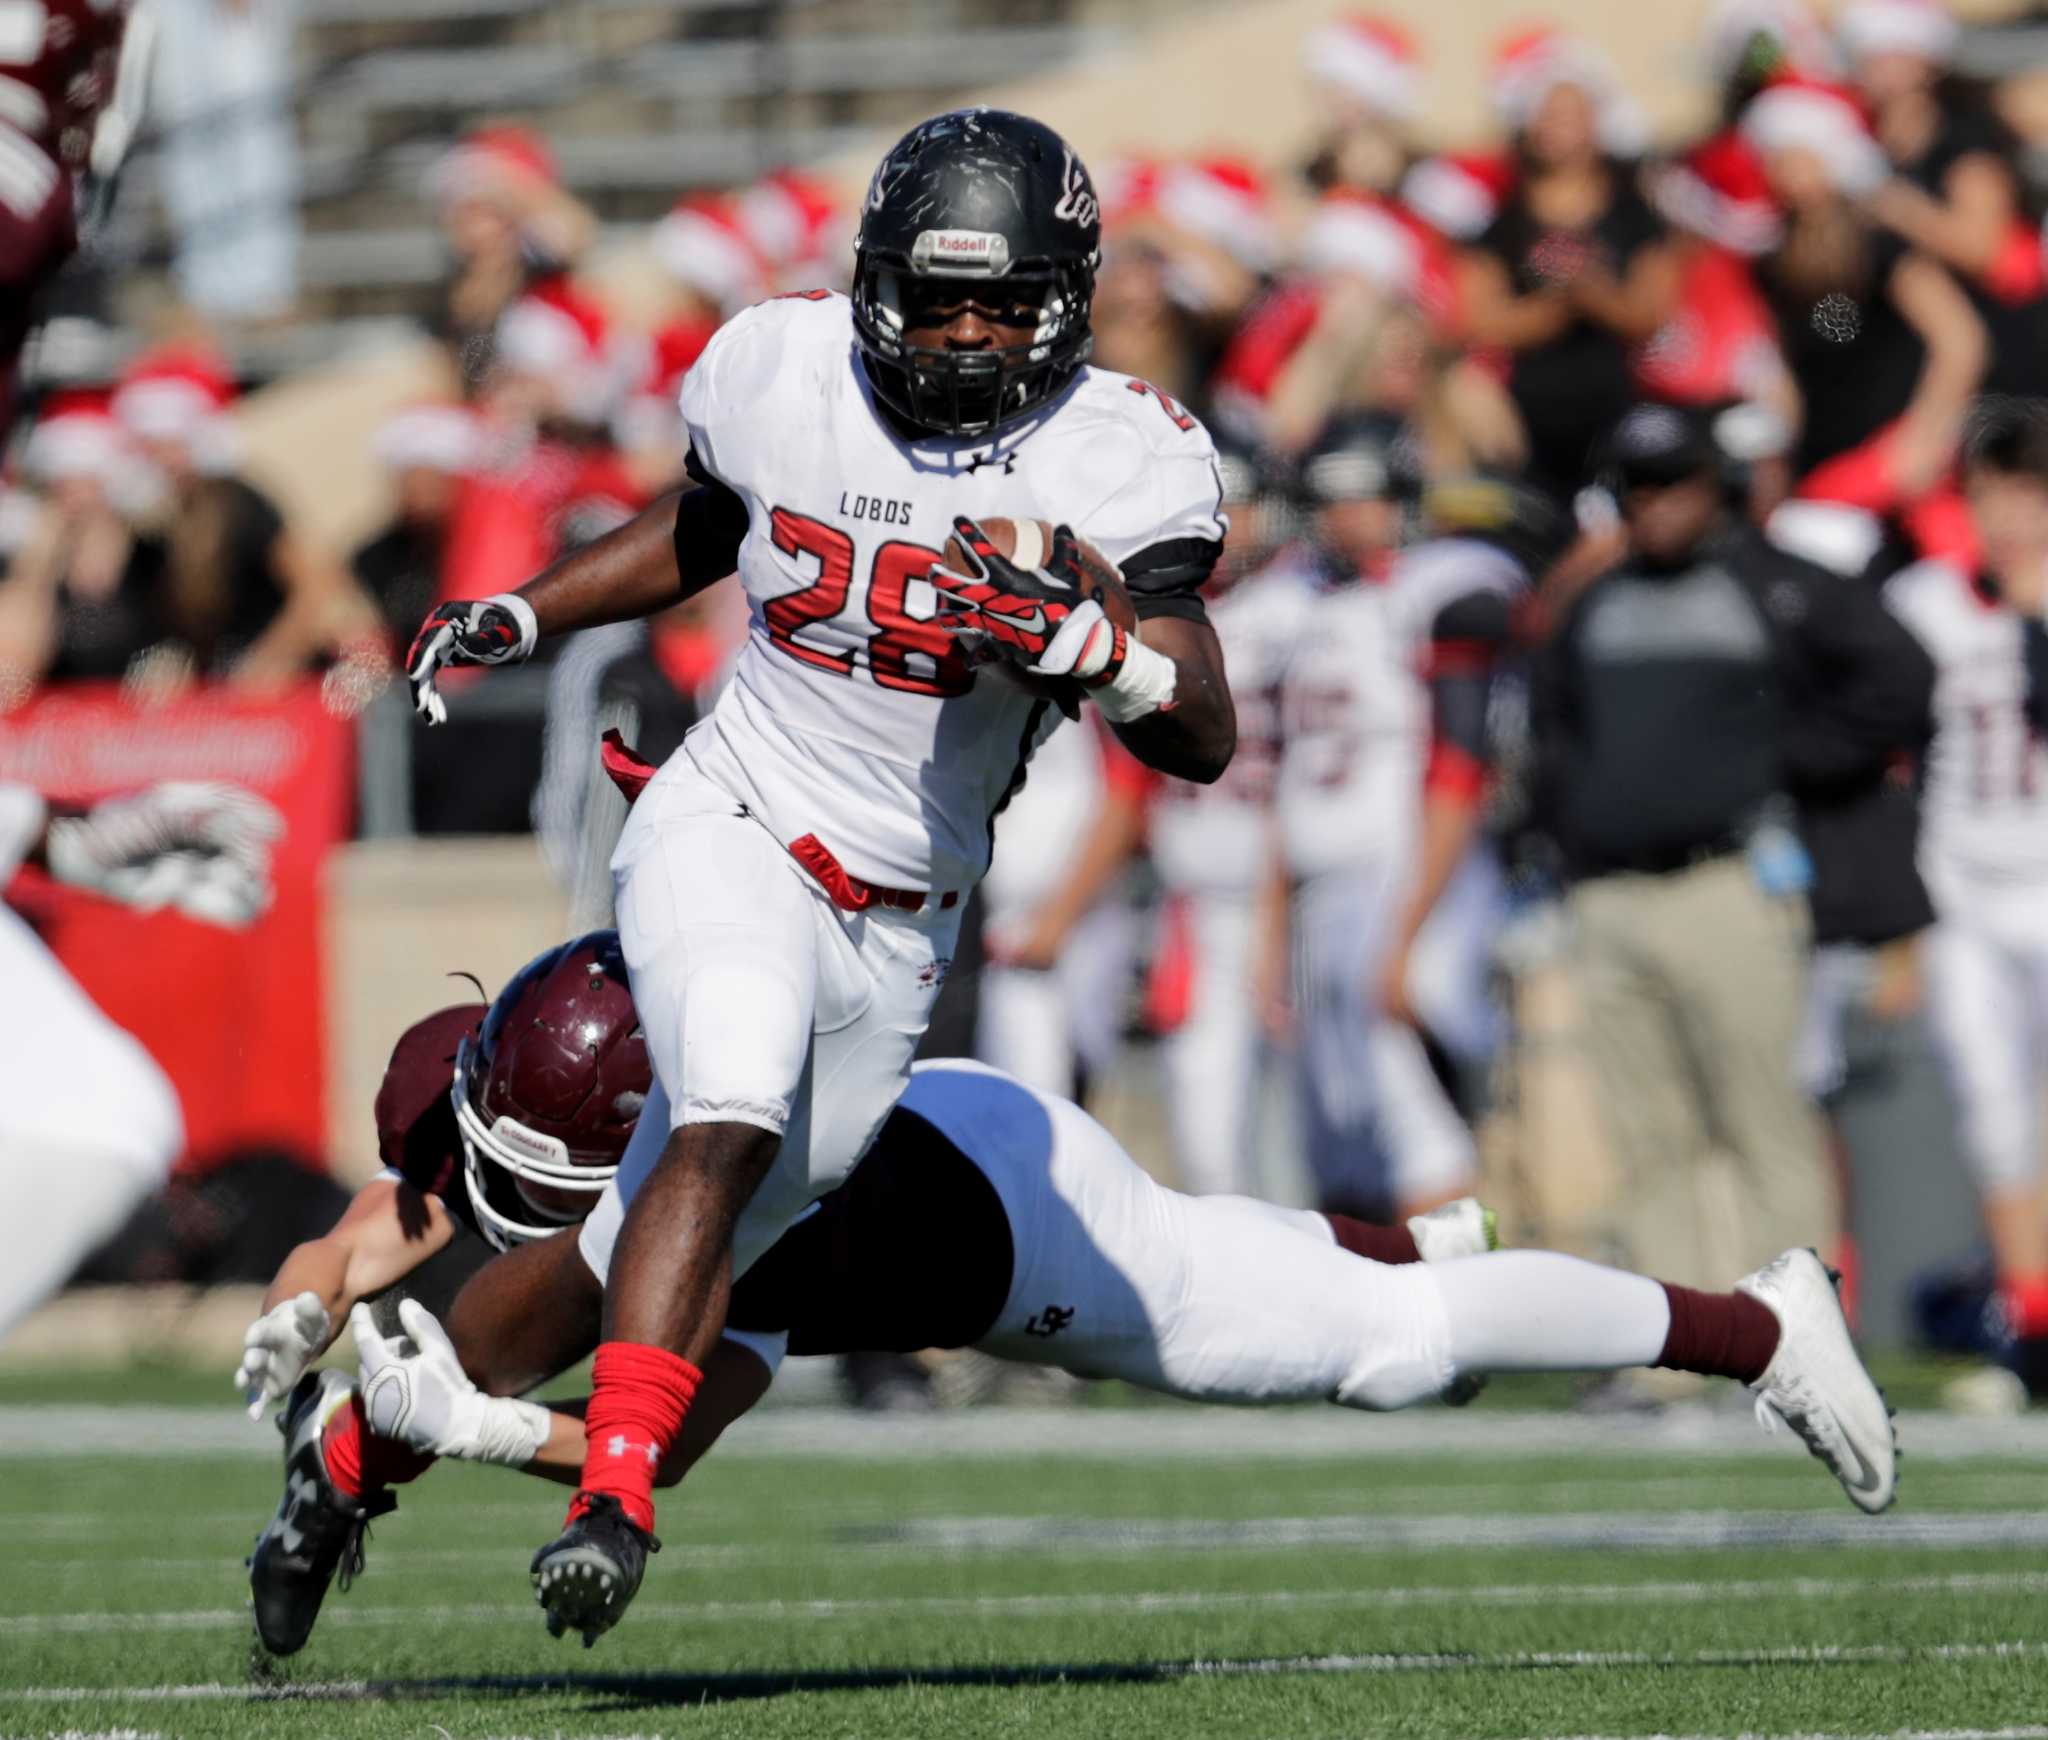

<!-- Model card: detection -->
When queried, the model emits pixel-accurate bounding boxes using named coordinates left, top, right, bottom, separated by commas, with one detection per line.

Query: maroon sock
left=1324, top=1214, right=1422, bottom=1266
left=322, top=1392, right=437, bottom=1500
left=1654, top=1284, right=1781, bottom=1384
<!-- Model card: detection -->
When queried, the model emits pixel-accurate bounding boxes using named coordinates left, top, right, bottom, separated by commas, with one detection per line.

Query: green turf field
left=3, top=1392, right=2045, bottom=1739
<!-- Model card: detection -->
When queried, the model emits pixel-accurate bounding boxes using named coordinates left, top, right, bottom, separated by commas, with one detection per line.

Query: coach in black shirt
left=1534, top=403, right=1933, bottom=1293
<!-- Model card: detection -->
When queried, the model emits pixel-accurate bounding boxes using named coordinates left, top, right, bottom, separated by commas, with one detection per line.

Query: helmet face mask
left=454, top=1034, right=616, bottom=1250
left=852, top=108, right=1100, bottom=439
left=450, top=931, right=648, bottom=1252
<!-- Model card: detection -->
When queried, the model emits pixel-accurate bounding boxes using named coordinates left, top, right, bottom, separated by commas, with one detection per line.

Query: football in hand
left=940, top=517, right=1136, bottom=706
left=940, top=518, right=1137, bottom=635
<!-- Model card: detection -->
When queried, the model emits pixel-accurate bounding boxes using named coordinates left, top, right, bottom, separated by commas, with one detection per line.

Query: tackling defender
left=403, top=109, right=1237, bottom=1638
left=241, top=934, right=1897, bottom=1654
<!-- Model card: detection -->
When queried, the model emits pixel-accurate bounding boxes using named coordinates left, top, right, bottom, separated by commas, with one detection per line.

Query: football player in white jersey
left=1272, top=415, right=1481, bottom=1221
left=1142, top=428, right=1313, bottom=1194
left=1887, top=401, right=2048, bottom=1398
left=0, top=778, right=278, bottom=1338
left=402, top=110, right=1235, bottom=1639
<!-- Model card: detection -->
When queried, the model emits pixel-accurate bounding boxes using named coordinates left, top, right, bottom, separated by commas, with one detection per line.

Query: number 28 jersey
left=677, top=291, right=1225, bottom=893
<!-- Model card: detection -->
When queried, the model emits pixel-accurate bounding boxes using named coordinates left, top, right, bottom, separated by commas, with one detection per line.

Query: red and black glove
left=405, top=594, right=539, bottom=724
left=932, top=518, right=1126, bottom=684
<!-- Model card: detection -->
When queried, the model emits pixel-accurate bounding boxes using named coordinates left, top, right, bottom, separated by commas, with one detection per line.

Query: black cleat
left=531, top=1493, right=659, bottom=1647
left=246, top=1370, right=394, bottom=1656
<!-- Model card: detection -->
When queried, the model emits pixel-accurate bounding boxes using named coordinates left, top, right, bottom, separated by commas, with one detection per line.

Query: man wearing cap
left=1532, top=402, right=1932, bottom=1300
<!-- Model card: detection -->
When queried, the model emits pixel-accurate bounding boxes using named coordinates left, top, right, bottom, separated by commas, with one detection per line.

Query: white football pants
left=1294, top=864, right=1477, bottom=1216
left=0, top=906, right=184, bottom=1340
left=1157, top=891, right=1267, bottom=1197
left=1922, top=867, right=2048, bottom=1194
left=735, top=1061, right=1669, bottom=1410
left=585, top=755, right=959, bottom=1282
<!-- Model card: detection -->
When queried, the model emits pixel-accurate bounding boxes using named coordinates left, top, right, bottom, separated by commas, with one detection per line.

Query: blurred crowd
left=12, top=0, right=2048, bottom=1400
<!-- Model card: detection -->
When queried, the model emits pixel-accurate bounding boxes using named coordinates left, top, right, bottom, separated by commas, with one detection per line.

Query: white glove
left=352, top=1299, right=550, bottom=1467
left=46, top=781, right=283, bottom=928
left=234, top=1291, right=331, bottom=1420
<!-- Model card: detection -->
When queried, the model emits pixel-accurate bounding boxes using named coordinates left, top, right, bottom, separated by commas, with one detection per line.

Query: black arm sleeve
left=1120, top=536, right=1221, bottom=627
left=1429, top=589, right=1515, bottom=767
left=1779, top=563, right=1936, bottom=797
left=674, top=451, right=750, bottom=591
left=2024, top=616, right=2048, bottom=738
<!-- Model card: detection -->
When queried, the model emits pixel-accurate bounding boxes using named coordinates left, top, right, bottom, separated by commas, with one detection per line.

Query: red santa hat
left=494, top=278, right=627, bottom=424
left=1299, top=192, right=1419, bottom=295
left=613, top=316, right=716, bottom=455
left=1302, top=13, right=1423, bottom=121
left=1740, top=76, right=1887, bottom=194
left=1098, top=154, right=1163, bottom=229
left=1702, top=0, right=1840, bottom=86
left=429, top=124, right=560, bottom=207
left=23, top=389, right=130, bottom=483
left=1400, top=151, right=1517, bottom=241
left=373, top=402, right=482, bottom=474
left=112, top=342, right=238, bottom=471
left=1154, top=156, right=1279, bottom=270
left=1489, top=27, right=1648, bottom=156
left=1838, top=0, right=1958, bottom=67
left=1654, top=131, right=1784, bottom=255
left=652, top=194, right=768, bottom=316
left=737, top=168, right=844, bottom=281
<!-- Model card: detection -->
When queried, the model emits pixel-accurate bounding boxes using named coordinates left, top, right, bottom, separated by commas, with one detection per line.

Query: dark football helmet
left=1296, top=411, right=1425, bottom=506
left=1210, top=422, right=1293, bottom=592
left=852, top=107, right=1101, bottom=439
left=453, top=931, right=650, bottom=1250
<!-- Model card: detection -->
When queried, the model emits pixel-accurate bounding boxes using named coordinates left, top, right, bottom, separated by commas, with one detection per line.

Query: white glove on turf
left=234, top=1291, right=331, bottom=1420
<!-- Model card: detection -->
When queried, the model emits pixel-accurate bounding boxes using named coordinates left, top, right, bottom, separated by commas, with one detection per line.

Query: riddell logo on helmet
left=911, top=229, right=1010, bottom=275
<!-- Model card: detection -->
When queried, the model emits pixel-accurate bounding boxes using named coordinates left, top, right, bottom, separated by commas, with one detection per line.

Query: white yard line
left=1521, top=1732, right=2048, bottom=1740
left=2, top=1568, right=2042, bottom=1637
left=869, top=1506, right=2048, bottom=1553
left=0, top=1640, right=2042, bottom=1704
left=6, top=1405, right=2048, bottom=1462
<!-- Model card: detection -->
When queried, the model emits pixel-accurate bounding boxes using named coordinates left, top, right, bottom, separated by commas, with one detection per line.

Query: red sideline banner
left=0, top=682, right=354, bottom=1174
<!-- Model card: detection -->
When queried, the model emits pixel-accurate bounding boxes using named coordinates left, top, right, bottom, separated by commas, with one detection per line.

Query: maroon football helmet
left=453, top=930, right=650, bottom=1250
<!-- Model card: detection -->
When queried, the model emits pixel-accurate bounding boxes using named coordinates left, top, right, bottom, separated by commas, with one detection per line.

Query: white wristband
left=472, top=1393, right=552, bottom=1467
left=1093, top=630, right=1177, bottom=723
left=487, top=592, right=541, bottom=659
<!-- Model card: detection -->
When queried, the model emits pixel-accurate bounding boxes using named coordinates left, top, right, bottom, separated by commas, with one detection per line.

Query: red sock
left=1654, top=1284, right=1781, bottom=1385
left=570, top=1341, right=701, bottom=1534
left=2002, top=1275, right=2048, bottom=1339
left=1324, top=1214, right=1422, bottom=1266
left=321, top=1391, right=436, bottom=1501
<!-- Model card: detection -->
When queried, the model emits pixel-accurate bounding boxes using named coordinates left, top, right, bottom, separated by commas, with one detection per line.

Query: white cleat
left=1408, top=1197, right=1499, bottom=1264
left=1739, top=1248, right=1897, bottom=1514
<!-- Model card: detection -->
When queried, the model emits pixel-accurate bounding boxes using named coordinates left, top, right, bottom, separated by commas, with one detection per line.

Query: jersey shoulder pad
left=679, top=292, right=853, bottom=489
left=1043, top=369, right=1225, bottom=584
